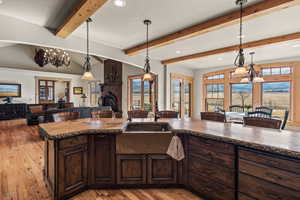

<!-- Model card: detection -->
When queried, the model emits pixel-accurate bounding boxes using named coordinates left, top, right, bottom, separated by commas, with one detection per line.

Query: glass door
left=171, top=78, right=182, bottom=116
left=184, top=81, right=192, bottom=117
left=170, top=74, right=193, bottom=118
left=39, top=80, right=55, bottom=104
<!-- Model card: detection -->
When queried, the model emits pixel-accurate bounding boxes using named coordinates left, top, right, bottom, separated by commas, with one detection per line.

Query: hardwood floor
left=0, top=120, right=202, bottom=200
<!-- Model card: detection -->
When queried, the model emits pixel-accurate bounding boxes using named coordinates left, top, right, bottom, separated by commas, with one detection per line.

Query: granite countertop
left=39, top=118, right=300, bottom=159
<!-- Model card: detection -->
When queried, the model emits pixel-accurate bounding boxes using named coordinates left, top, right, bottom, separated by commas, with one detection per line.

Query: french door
left=39, top=80, right=55, bottom=104
left=170, top=74, right=193, bottom=118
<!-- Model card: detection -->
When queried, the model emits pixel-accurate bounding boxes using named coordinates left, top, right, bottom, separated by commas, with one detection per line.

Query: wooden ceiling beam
left=56, top=0, right=108, bottom=38
left=124, top=0, right=300, bottom=56
left=161, top=32, right=300, bottom=65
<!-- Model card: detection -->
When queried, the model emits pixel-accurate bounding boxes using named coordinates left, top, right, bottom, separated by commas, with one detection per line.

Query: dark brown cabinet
left=58, top=143, right=88, bottom=199
left=188, top=135, right=236, bottom=200
left=117, top=154, right=147, bottom=184
left=117, top=154, right=178, bottom=185
left=147, top=154, right=177, bottom=184
left=89, top=135, right=116, bottom=187
left=238, top=147, right=300, bottom=200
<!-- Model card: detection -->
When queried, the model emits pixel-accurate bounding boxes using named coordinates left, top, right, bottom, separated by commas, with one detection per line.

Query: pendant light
left=234, top=0, right=247, bottom=76
left=82, top=18, right=95, bottom=81
left=240, top=52, right=264, bottom=83
left=143, top=19, right=153, bottom=81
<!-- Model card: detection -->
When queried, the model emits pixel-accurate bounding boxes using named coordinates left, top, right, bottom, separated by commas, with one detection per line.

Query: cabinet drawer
left=239, top=159, right=300, bottom=192
left=239, top=147, right=300, bottom=174
left=59, top=136, right=88, bottom=149
left=189, top=136, right=234, bottom=155
left=239, top=173, right=300, bottom=200
left=189, top=173, right=235, bottom=200
left=189, top=155, right=235, bottom=188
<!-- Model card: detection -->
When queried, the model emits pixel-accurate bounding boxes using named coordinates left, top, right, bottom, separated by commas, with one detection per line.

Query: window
left=171, top=79, right=181, bottom=114
left=262, top=67, right=292, bottom=76
left=231, top=84, right=252, bottom=110
left=262, top=82, right=291, bottom=119
left=128, top=75, right=157, bottom=112
left=206, top=74, right=224, bottom=80
left=206, top=84, right=224, bottom=112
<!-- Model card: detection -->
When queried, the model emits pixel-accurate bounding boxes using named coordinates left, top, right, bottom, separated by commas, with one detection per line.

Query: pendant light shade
left=234, top=0, right=247, bottom=76
left=143, top=19, right=153, bottom=81
left=81, top=18, right=95, bottom=81
left=239, top=52, right=264, bottom=83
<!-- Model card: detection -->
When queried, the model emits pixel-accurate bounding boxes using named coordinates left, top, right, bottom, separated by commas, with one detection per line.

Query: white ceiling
left=0, top=0, right=300, bottom=70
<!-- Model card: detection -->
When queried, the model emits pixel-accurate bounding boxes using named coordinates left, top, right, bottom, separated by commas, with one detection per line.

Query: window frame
left=127, top=74, right=158, bottom=112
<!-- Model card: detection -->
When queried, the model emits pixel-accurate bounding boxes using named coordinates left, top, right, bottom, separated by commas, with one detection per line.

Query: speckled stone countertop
left=39, top=118, right=300, bottom=159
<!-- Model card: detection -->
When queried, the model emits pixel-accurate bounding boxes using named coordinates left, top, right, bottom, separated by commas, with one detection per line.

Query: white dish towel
left=167, top=135, right=185, bottom=161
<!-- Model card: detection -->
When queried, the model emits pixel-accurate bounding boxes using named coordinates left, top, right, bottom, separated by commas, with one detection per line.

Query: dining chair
left=255, top=106, right=273, bottom=116
left=91, top=110, right=113, bottom=118
left=156, top=111, right=179, bottom=119
left=201, top=112, right=226, bottom=123
left=281, top=110, right=289, bottom=130
left=247, top=111, right=272, bottom=118
left=128, top=110, right=149, bottom=120
left=229, top=105, right=244, bottom=112
left=244, top=117, right=282, bottom=129
left=53, top=112, right=80, bottom=122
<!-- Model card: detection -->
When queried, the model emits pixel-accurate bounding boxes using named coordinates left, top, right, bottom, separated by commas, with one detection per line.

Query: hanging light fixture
left=240, top=52, right=264, bottom=83
left=234, top=0, right=247, bottom=76
left=82, top=18, right=95, bottom=81
left=143, top=19, right=153, bottom=81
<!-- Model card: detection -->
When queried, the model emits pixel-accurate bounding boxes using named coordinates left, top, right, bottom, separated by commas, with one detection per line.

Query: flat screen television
left=0, top=83, right=21, bottom=97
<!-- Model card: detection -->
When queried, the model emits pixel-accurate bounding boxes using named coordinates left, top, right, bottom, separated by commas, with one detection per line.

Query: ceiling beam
left=124, top=0, right=300, bottom=56
left=56, top=0, right=108, bottom=38
left=161, top=32, right=300, bottom=65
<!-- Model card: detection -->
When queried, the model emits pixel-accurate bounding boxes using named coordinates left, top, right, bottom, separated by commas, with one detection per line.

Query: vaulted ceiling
left=0, top=0, right=300, bottom=70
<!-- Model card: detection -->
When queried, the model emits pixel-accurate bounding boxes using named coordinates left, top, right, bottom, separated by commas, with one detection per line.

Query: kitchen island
left=40, top=118, right=300, bottom=200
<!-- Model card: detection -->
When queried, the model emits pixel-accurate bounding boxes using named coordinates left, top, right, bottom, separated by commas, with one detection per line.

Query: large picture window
left=231, top=83, right=252, bottom=109
left=262, top=82, right=291, bottom=119
left=128, top=75, right=157, bottom=112
left=206, top=84, right=224, bottom=112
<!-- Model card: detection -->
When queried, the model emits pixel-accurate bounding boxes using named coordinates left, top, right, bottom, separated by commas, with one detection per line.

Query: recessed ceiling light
left=176, top=50, right=181, bottom=54
left=0, top=0, right=3, bottom=4
left=292, top=44, right=300, bottom=48
left=114, top=0, right=126, bottom=7
left=237, top=35, right=245, bottom=39
left=218, top=57, right=223, bottom=61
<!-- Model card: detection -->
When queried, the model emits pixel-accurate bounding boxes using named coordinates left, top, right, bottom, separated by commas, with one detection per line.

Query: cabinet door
left=147, top=154, right=177, bottom=184
left=93, top=135, right=116, bottom=185
left=117, top=154, right=147, bottom=185
left=58, top=145, right=88, bottom=199
left=188, top=136, right=235, bottom=200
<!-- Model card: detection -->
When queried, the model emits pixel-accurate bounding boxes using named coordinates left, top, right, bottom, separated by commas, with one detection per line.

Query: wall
left=0, top=67, right=86, bottom=106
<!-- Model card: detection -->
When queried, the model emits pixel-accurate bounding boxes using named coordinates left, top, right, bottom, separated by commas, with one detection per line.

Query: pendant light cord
left=146, top=22, right=149, bottom=60
left=87, top=19, right=90, bottom=58
left=239, top=1, right=243, bottom=50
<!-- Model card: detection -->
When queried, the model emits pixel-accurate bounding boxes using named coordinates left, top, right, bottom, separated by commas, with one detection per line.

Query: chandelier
left=34, top=47, right=71, bottom=68
left=81, top=18, right=95, bottom=81
left=240, top=52, right=264, bottom=83
left=234, top=0, right=247, bottom=76
left=143, top=19, right=153, bottom=81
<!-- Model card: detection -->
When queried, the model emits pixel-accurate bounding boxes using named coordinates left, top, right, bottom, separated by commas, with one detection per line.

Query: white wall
left=0, top=67, right=86, bottom=106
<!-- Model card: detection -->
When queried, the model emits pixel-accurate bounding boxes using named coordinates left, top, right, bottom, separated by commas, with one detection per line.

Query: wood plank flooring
left=0, top=120, right=202, bottom=200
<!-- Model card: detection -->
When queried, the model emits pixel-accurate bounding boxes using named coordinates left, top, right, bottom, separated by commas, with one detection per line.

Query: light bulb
left=81, top=71, right=95, bottom=81
left=114, top=0, right=126, bottom=7
left=253, top=76, right=264, bottom=83
left=234, top=67, right=247, bottom=75
left=143, top=73, right=152, bottom=81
